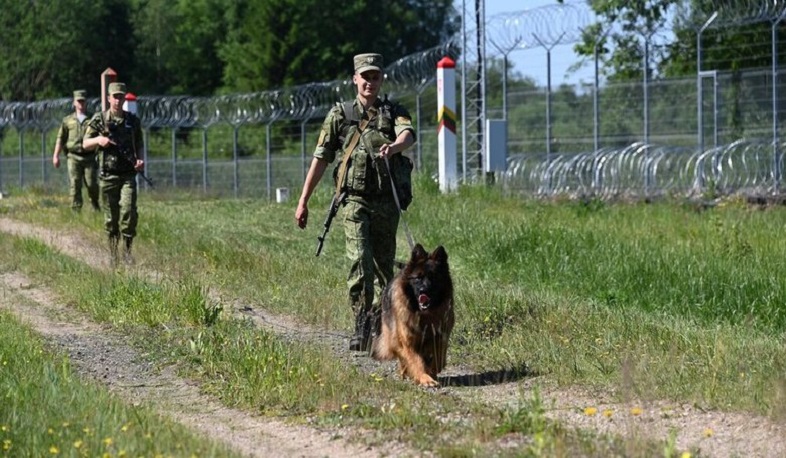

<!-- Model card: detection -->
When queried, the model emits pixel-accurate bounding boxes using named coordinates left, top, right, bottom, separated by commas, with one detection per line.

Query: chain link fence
left=2, top=0, right=786, bottom=200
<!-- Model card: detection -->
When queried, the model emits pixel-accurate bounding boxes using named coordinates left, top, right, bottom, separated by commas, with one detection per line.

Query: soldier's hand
left=295, top=205, right=308, bottom=229
left=52, top=155, right=60, bottom=168
left=98, top=136, right=115, bottom=148
left=378, top=143, right=393, bottom=158
left=134, top=159, right=145, bottom=172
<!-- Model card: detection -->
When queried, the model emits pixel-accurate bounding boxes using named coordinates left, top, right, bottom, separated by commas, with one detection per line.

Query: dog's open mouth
left=418, top=293, right=431, bottom=309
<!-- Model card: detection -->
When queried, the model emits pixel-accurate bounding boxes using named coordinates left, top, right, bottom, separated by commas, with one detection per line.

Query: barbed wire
left=694, top=0, right=786, bottom=27
left=3, top=1, right=786, bottom=200
left=504, top=139, right=783, bottom=198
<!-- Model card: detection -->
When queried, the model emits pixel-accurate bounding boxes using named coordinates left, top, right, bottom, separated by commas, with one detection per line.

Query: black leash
left=384, top=156, right=416, bottom=251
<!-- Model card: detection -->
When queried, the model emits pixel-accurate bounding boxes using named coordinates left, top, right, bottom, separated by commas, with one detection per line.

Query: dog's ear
left=431, top=245, right=448, bottom=263
left=411, top=243, right=428, bottom=262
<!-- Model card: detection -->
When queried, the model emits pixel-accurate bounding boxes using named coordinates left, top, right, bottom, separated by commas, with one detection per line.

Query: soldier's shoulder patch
left=396, top=116, right=412, bottom=125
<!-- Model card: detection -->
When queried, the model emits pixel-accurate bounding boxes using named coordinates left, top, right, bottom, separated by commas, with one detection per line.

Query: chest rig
left=100, top=111, right=138, bottom=175
left=335, top=97, right=397, bottom=196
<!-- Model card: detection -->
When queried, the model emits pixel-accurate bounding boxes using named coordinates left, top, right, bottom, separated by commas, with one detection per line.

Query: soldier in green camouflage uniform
left=52, top=90, right=99, bottom=211
left=83, top=82, right=145, bottom=266
left=295, top=53, right=416, bottom=352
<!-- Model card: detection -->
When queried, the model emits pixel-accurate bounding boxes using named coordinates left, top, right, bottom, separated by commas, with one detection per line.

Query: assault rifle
left=106, top=120, right=154, bottom=187
left=315, top=190, right=347, bottom=256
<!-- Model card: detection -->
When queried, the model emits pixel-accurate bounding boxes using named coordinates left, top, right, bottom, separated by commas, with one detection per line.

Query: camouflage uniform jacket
left=56, top=112, right=93, bottom=155
left=84, top=110, right=143, bottom=175
left=314, top=97, right=415, bottom=198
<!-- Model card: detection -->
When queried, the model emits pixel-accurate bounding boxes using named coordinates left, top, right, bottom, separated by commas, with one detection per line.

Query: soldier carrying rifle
left=295, top=53, right=416, bottom=352
left=83, top=82, right=146, bottom=266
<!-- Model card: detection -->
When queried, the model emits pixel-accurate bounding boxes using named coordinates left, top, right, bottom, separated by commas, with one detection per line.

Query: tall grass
left=3, top=180, right=786, bottom=453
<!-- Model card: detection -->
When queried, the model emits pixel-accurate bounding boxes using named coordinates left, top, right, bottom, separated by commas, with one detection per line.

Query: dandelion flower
left=630, top=407, right=643, bottom=416
left=602, top=409, right=613, bottom=418
left=73, top=440, right=83, bottom=449
left=3, top=440, right=11, bottom=451
left=103, top=437, right=113, bottom=446
left=341, top=404, right=349, bottom=411
left=584, top=407, right=598, bottom=416
left=49, top=445, right=59, bottom=454
left=680, top=452, right=691, bottom=458
left=704, top=428, right=714, bottom=438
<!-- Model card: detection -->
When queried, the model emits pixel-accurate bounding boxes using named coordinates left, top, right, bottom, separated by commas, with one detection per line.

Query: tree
left=131, top=0, right=231, bottom=95
left=0, top=0, right=134, bottom=101
left=567, top=0, right=786, bottom=81
left=219, top=0, right=458, bottom=91
left=565, top=0, right=676, bottom=82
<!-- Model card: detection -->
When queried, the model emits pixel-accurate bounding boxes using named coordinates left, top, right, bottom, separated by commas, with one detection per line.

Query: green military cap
left=354, top=53, right=383, bottom=74
left=73, top=90, right=87, bottom=101
left=108, top=82, right=127, bottom=95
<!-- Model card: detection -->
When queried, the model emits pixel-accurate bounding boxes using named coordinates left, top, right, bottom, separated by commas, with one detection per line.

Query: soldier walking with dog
left=295, top=53, right=416, bottom=352
left=52, top=90, right=100, bottom=211
left=83, top=82, right=145, bottom=266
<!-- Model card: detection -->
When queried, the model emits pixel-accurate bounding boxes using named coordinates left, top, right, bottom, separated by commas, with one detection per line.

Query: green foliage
left=130, top=0, right=230, bottom=95
left=3, top=189, right=786, bottom=454
left=0, top=0, right=135, bottom=100
left=1, top=0, right=457, bottom=100
left=0, top=311, right=239, bottom=457
left=219, top=0, right=458, bottom=91
left=571, top=0, right=786, bottom=82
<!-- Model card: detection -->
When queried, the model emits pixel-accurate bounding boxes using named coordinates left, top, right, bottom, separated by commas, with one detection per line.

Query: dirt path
left=1, top=216, right=785, bottom=457
left=0, top=271, right=406, bottom=458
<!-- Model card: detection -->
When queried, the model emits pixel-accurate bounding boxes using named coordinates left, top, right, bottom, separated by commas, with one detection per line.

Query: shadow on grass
left=438, top=363, right=534, bottom=387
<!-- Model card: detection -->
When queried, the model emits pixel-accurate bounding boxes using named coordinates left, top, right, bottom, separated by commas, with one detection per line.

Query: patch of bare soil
left=2, top=216, right=786, bottom=457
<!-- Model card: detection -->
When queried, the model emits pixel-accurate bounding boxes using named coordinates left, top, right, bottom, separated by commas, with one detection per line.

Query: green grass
left=0, top=308, right=239, bottom=457
left=3, top=179, right=786, bottom=454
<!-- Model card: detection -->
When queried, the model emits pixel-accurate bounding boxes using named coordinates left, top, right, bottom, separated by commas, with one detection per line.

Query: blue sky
left=484, top=0, right=596, bottom=86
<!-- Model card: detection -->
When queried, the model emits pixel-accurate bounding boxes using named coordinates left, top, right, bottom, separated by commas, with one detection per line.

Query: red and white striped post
left=437, top=56, right=457, bottom=193
left=123, top=92, right=138, bottom=115
left=100, top=67, right=117, bottom=111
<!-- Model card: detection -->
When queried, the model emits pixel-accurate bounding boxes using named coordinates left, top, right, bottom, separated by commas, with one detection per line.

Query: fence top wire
left=0, top=3, right=588, bottom=131
left=690, top=0, right=786, bottom=28
left=6, top=1, right=785, bottom=132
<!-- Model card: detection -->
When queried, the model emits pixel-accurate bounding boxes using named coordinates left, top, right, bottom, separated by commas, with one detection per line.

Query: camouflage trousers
left=343, top=196, right=400, bottom=315
left=66, top=154, right=99, bottom=210
left=100, top=172, right=138, bottom=239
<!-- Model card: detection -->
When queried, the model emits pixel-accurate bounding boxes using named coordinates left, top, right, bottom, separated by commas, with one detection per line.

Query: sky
left=483, top=0, right=596, bottom=87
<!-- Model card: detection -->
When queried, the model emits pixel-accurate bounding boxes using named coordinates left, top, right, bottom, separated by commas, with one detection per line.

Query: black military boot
left=349, top=307, right=379, bottom=353
left=349, top=307, right=370, bottom=352
left=108, top=235, right=119, bottom=267
left=123, top=236, right=134, bottom=265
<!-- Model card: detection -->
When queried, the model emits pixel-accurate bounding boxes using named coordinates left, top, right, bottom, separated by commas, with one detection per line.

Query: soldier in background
left=83, top=82, right=145, bottom=266
left=52, top=90, right=99, bottom=211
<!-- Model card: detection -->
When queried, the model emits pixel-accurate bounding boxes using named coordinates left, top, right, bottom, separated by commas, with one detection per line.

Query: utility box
left=485, top=119, right=507, bottom=172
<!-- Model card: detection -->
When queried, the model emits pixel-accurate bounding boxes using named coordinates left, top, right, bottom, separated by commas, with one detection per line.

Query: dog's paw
left=416, top=374, right=440, bottom=387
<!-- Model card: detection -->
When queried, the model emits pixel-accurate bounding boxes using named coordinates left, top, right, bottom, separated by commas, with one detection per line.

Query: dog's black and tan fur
left=372, top=244, right=454, bottom=387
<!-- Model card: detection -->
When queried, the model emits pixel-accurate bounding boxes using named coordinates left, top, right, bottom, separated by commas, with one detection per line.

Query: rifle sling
left=334, top=108, right=375, bottom=197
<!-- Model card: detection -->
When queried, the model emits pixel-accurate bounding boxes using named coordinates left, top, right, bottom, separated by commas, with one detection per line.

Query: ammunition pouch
left=102, top=148, right=134, bottom=175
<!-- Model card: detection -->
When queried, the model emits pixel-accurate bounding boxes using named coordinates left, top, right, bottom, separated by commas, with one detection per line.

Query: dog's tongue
left=418, top=294, right=430, bottom=306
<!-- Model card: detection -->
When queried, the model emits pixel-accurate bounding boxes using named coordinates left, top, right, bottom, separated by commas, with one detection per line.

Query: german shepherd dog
left=372, top=244, right=455, bottom=387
